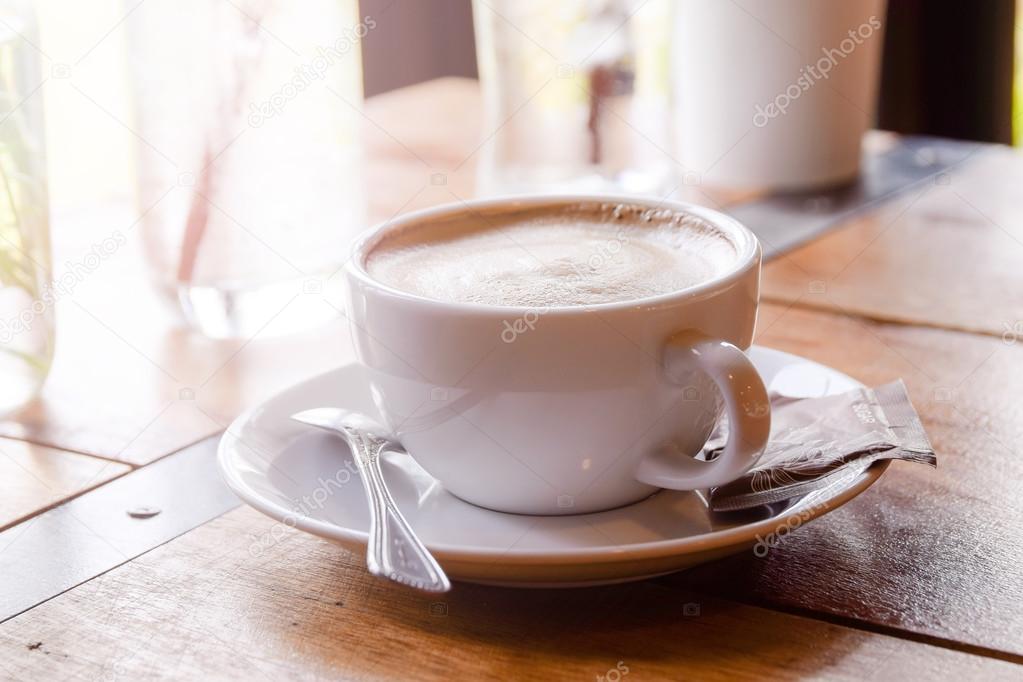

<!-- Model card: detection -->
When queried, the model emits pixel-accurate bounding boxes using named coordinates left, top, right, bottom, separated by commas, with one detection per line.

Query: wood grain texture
left=1, top=506, right=1019, bottom=681
left=0, top=436, right=238, bottom=622
left=666, top=301, right=1023, bottom=659
left=761, top=144, right=1023, bottom=336
left=0, top=437, right=128, bottom=531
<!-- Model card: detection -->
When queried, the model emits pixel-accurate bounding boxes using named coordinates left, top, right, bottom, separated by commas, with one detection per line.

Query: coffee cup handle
left=635, top=331, right=771, bottom=490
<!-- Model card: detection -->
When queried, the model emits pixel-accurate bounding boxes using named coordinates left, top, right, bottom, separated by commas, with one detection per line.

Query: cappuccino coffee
left=365, top=203, right=739, bottom=307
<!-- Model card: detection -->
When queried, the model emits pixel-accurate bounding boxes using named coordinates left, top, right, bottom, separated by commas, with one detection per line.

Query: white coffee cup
left=672, top=0, right=887, bottom=190
left=344, top=195, right=770, bottom=515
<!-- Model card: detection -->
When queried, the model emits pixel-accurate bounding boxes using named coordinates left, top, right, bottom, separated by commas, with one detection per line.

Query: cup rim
left=345, top=193, right=762, bottom=315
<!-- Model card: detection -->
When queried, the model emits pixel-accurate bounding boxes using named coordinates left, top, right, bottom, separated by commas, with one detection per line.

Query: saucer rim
left=217, top=346, right=890, bottom=566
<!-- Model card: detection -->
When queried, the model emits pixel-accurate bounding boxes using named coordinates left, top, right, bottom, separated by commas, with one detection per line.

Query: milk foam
left=365, top=204, right=739, bottom=307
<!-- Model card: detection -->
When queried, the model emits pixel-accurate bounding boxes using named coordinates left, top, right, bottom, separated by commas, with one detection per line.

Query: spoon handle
left=346, top=429, right=451, bottom=593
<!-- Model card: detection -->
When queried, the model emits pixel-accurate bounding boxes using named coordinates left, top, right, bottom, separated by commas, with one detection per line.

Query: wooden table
left=2, top=78, right=1023, bottom=680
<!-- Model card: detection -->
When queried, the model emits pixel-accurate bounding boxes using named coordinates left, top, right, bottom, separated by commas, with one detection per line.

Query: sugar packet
left=707, top=380, right=936, bottom=512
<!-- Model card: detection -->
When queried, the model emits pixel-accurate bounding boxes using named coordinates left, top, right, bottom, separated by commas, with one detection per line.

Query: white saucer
left=218, top=346, right=889, bottom=587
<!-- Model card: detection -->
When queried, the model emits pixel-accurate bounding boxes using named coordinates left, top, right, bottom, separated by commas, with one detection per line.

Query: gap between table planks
left=0, top=437, right=130, bottom=532
left=4, top=300, right=1023, bottom=670
left=0, top=506, right=1019, bottom=681
left=663, top=301, right=1023, bottom=662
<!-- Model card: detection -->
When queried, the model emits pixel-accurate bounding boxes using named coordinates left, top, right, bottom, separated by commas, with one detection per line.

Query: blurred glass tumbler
left=472, top=0, right=674, bottom=196
left=672, top=0, right=887, bottom=191
left=127, top=0, right=367, bottom=338
left=0, top=1, right=53, bottom=415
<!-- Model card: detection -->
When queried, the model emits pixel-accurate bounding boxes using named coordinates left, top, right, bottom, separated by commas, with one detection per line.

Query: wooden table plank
left=761, top=144, right=1023, bottom=337
left=0, top=438, right=128, bottom=531
left=663, top=301, right=1023, bottom=660
left=0, top=436, right=238, bottom=622
left=1, top=506, right=1019, bottom=681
